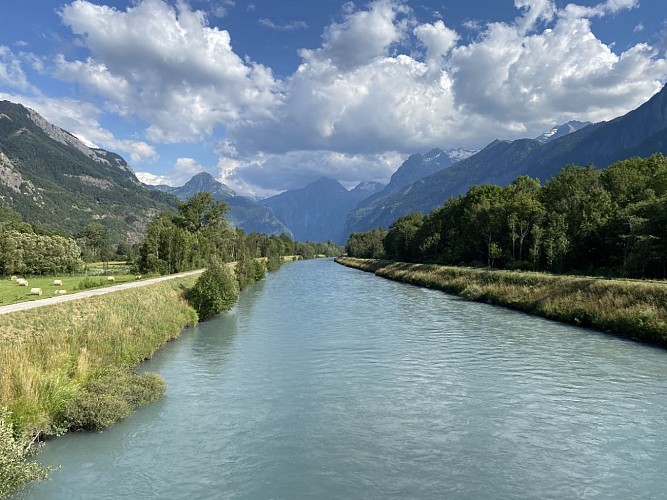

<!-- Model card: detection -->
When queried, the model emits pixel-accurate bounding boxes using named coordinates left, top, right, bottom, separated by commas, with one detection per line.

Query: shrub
left=0, top=407, right=49, bottom=498
left=252, top=259, right=266, bottom=282
left=186, top=262, right=239, bottom=321
left=266, top=253, right=282, bottom=272
left=60, top=370, right=165, bottom=432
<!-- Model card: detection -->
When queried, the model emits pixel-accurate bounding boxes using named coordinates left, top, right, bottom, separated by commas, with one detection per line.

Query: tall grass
left=0, top=275, right=198, bottom=439
left=336, top=257, right=667, bottom=346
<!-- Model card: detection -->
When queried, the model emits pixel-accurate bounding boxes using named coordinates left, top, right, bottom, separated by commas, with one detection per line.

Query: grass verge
left=335, top=257, right=667, bottom=347
left=0, top=275, right=199, bottom=498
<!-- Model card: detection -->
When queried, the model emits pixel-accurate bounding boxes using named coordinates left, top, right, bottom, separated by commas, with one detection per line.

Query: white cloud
left=258, top=18, right=308, bottom=31
left=217, top=150, right=404, bottom=198
left=58, top=0, right=282, bottom=142
left=227, top=0, right=666, bottom=162
left=300, top=0, right=411, bottom=72
left=0, top=46, right=35, bottom=92
left=27, top=0, right=666, bottom=196
left=136, top=157, right=205, bottom=186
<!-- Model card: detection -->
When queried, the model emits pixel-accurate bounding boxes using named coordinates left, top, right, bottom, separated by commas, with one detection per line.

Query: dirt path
left=0, top=269, right=204, bottom=315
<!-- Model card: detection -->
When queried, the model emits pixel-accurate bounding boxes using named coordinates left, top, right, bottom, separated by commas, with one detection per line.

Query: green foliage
left=346, top=228, right=387, bottom=258
left=266, top=253, right=283, bottom=272
left=0, top=407, right=49, bottom=498
left=345, top=154, right=667, bottom=278
left=0, top=230, right=83, bottom=275
left=252, top=259, right=266, bottom=282
left=186, top=262, right=240, bottom=320
left=60, top=370, right=165, bottom=432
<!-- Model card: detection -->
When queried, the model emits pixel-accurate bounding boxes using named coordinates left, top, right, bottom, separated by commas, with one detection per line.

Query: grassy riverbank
left=336, top=257, right=667, bottom=346
left=0, top=275, right=199, bottom=497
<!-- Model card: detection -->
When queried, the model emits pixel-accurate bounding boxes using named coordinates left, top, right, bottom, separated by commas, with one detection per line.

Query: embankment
left=336, top=257, right=667, bottom=347
left=0, top=274, right=199, bottom=448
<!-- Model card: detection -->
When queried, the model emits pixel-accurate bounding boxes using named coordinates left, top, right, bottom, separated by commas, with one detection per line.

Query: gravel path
left=0, top=269, right=204, bottom=315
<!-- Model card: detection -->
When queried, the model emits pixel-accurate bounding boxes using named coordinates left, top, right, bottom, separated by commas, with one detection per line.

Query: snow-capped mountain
left=534, top=120, right=592, bottom=143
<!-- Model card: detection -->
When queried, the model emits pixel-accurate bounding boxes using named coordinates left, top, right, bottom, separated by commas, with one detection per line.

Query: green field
left=0, top=267, right=141, bottom=306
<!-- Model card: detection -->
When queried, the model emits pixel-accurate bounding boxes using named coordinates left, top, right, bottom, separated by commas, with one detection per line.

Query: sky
left=1, top=0, right=666, bottom=198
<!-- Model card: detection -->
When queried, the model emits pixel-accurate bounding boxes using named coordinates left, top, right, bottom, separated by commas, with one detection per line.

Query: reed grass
left=336, top=257, right=667, bottom=346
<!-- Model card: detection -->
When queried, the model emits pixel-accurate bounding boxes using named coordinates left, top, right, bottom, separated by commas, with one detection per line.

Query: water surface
left=21, top=259, right=667, bottom=499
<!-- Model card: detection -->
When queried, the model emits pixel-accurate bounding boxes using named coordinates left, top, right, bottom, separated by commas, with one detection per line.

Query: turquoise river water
left=17, top=258, right=667, bottom=499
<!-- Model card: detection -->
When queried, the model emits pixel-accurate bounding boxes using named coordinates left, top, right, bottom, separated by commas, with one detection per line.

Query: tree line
left=346, top=154, right=667, bottom=279
left=0, top=192, right=342, bottom=276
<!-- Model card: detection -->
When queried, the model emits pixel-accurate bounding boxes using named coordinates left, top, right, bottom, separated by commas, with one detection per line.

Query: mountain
left=342, top=84, right=667, bottom=238
left=259, top=176, right=368, bottom=243
left=149, top=172, right=293, bottom=237
left=345, top=146, right=477, bottom=237
left=534, top=120, right=592, bottom=143
left=0, top=100, right=177, bottom=242
left=349, top=181, right=384, bottom=202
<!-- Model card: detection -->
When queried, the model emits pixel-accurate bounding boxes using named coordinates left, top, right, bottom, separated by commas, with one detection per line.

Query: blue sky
left=1, top=0, right=666, bottom=197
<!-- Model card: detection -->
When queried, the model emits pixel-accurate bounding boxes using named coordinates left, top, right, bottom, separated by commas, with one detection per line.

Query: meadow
left=0, top=261, right=143, bottom=306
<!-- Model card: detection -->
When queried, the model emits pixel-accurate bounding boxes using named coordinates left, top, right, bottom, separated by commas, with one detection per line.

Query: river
left=19, top=259, right=667, bottom=499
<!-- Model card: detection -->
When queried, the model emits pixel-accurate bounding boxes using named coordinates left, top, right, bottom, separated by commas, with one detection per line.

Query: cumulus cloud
left=136, top=157, right=205, bottom=186
left=58, top=0, right=281, bottom=142
left=217, top=150, right=404, bottom=198
left=33, top=0, right=667, bottom=196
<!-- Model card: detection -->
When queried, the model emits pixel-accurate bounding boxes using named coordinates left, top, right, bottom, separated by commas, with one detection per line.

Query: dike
left=335, top=257, right=667, bottom=347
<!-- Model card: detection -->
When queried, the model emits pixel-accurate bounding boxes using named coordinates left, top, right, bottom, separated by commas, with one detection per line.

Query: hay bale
left=54, top=289, right=67, bottom=295
left=107, top=276, right=115, bottom=282
left=53, top=279, right=63, bottom=286
left=135, top=275, right=142, bottom=280
left=10, top=275, right=17, bottom=281
left=30, top=288, right=42, bottom=296
left=17, top=278, right=28, bottom=286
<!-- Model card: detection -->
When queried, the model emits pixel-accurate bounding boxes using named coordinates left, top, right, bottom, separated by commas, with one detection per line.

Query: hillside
left=343, top=84, right=667, bottom=237
left=0, top=100, right=177, bottom=242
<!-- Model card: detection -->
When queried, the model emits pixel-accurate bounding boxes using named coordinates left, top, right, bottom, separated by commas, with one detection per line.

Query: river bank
left=335, top=257, right=667, bottom=347
left=0, top=274, right=200, bottom=497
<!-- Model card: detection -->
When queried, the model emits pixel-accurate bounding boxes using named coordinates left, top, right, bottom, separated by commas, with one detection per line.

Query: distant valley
left=1, top=85, right=666, bottom=245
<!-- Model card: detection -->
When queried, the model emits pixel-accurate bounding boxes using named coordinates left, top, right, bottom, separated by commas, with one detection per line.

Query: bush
left=266, top=253, right=282, bottom=272
left=0, top=407, right=49, bottom=498
left=60, top=370, right=165, bottom=432
left=186, top=262, right=239, bottom=321
left=252, top=259, right=266, bottom=282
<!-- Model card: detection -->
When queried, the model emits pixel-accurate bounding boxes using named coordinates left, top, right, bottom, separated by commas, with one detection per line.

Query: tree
left=384, top=212, right=424, bottom=262
left=503, top=176, right=545, bottom=263
left=175, top=192, right=228, bottom=233
left=186, top=262, right=239, bottom=320
left=81, top=222, right=111, bottom=263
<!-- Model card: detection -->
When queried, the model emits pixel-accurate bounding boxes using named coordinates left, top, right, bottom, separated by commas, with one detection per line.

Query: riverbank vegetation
left=0, top=191, right=343, bottom=497
left=0, top=275, right=199, bottom=497
left=347, top=154, right=667, bottom=279
left=336, top=257, right=667, bottom=346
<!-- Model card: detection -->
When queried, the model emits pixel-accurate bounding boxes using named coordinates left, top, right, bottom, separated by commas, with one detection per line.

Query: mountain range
left=148, top=172, right=294, bottom=237
left=341, top=84, right=667, bottom=239
left=258, top=176, right=384, bottom=242
left=1, top=83, right=666, bottom=245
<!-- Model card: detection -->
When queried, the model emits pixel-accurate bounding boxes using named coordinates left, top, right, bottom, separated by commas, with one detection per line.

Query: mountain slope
left=153, top=172, right=293, bottom=237
left=343, top=84, right=667, bottom=237
left=0, top=100, right=177, bottom=242
left=534, top=120, right=592, bottom=143
left=259, top=177, right=362, bottom=243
